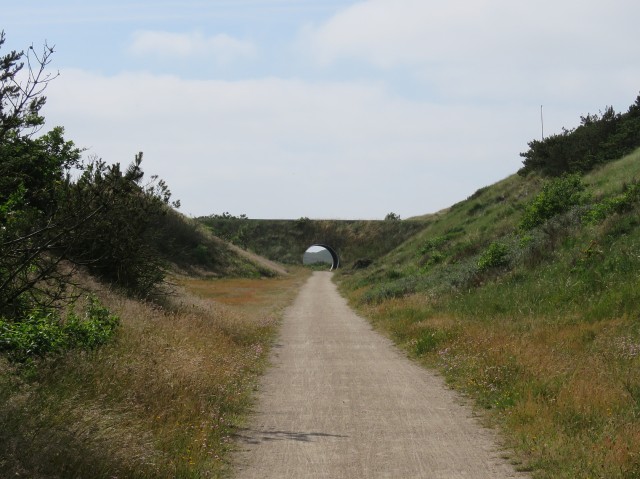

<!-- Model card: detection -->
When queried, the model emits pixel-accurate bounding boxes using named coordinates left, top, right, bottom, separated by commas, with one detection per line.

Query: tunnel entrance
left=302, top=244, right=340, bottom=271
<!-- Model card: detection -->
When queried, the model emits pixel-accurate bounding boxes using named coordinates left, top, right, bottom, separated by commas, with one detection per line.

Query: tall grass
left=0, top=269, right=308, bottom=478
left=338, top=149, right=640, bottom=478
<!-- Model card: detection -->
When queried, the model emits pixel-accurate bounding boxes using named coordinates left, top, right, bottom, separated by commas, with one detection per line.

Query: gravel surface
left=233, top=271, right=528, bottom=479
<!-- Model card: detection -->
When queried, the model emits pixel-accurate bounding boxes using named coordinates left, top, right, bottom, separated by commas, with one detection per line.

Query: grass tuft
left=0, top=268, right=309, bottom=478
left=338, top=148, right=640, bottom=478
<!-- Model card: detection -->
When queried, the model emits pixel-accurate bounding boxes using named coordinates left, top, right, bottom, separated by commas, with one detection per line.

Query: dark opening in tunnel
left=303, top=244, right=340, bottom=270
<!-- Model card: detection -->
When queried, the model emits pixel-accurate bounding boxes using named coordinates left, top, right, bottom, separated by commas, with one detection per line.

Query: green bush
left=477, top=242, right=510, bottom=271
left=0, top=297, right=119, bottom=363
left=425, top=250, right=446, bottom=266
left=583, top=181, right=640, bottom=224
left=419, top=235, right=449, bottom=255
left=192, top=244, right=211, bottom=265
left=520, top=174, right=587, bottom=230
left=0, top=309, right=67, bottom=361
left=64, top=297, right=120, bottom=350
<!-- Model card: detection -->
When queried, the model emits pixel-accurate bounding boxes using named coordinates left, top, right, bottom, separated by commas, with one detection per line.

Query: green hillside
left=198, top=217, right=425, bottom=266
left=3, top=32, right=640, bottom=477
left=0, top=35, right=289, bottom=479
left=338, top=147, right=640, bottom=477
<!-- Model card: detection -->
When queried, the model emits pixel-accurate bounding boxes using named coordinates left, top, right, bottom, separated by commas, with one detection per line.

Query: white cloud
left=302, top=0, right=640, bottom=105
left=44, top=68, right=532, bottom=219
left=129, top=30, right=256, bottom=63
left=305, top=0, right=640, bottom=67
left=34, top=0, right=640, bottom=219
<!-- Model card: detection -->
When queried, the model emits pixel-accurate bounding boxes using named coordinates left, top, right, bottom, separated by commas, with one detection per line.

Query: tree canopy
left=519, top=95, right=640, bottom=176
left=0, top=32, right=179, bottom=359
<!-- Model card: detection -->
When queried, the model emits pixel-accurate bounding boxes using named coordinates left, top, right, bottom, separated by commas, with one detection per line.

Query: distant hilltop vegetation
left=333, top=94, right=640, bottom=478
left=197, top=217, right=425, bottom=267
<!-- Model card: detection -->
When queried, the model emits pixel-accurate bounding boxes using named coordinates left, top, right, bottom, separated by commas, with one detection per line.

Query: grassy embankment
left=0, top=268, right=309, bottom=478
left=338, top=149, right=640, bottom=478
left=199, top=217, right=425, bottom=267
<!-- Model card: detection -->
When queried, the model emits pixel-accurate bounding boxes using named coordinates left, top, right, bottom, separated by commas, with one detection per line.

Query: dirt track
left=233, top=271, right=527, bottom=478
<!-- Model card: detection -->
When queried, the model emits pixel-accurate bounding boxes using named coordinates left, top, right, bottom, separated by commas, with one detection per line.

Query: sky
left=3, top=1, right=639, bottom=219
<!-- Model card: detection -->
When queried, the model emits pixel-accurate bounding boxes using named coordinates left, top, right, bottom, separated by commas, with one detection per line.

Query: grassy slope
left=198, top=218, right=426, bottom=267
left=1, top=254, right=308, bottom=477
left=338, top=149, right=640, bottom=478
left=3, top=149, right=639, bottom=477
left=155, top=209, right=282, bottom=278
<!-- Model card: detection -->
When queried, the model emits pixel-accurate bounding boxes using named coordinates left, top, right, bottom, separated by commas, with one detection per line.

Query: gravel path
left=233, top=271, right=528, bottom=479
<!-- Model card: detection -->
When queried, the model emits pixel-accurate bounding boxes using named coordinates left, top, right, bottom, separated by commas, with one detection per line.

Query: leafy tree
left=0, top=32, right=82, bottom=316
left=1, top=32, right=177, bottom=319
left=64, top=153, right=177, bottom=297
left=519, top=95, right=640, bottom=176
left=0, top=32, right=54, bottom=141
left=0, top=32, right=193, bottom=364
left=208, top=212, right=247, bottom=220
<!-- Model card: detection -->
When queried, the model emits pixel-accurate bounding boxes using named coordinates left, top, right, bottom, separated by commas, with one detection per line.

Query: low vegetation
left=519, top=96, right=640, bottom=176
left=1, top=32, right=292, bottom=478
left=0, top=270, right=308, bottom=478
left=0, top=32, right=270, bottom=362
left=4, top=30, right=640, bottom=478
left=0, top=295, right=119, bottom=363
left=198, top=216, right=425, bottom=267
left=338, top=96, right=640, bottom=478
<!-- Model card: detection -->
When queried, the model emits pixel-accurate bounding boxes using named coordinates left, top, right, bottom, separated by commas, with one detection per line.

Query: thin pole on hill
left=541, top=105, right=545, bottom=140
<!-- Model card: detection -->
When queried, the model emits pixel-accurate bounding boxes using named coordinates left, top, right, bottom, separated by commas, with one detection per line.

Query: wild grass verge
left=337, top=150, right=640, bottom=478
left=345, top=291, right=640, bottom=478
left=0, top=268, right=309, bottom=478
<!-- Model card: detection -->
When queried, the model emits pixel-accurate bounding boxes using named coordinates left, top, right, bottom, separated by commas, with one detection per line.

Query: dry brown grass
left=0, top=268, right=309, bottom=478
left=352, top=292, right=640, bottom=478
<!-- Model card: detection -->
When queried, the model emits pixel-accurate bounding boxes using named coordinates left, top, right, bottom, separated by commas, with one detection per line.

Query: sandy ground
left=233, top=271, right=528, bottom=479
